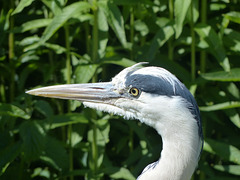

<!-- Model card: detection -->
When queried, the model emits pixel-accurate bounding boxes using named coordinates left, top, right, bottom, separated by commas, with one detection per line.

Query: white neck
left=138, top=123, right=201, bottom=180
left=137, top=97, right=201, bottom=180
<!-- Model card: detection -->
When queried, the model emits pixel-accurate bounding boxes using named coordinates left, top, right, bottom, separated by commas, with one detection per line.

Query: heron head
left=27, top=63, right=202, bottom=138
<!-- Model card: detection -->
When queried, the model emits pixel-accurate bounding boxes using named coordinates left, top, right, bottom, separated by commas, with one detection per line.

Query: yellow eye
left=129, top=87, right=140, bottom=97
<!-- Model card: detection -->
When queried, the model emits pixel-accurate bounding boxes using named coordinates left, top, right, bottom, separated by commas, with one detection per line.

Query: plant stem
left=169, top=0, right=174, bottom=20
left=64, top=25, right=73, bottom=180
left=130, top=7, right=134, bottom=60
left=91, top=119, right=98, bottom=177
left=190, top=0, right=196, bottom=81
left=92, top=2, right=99, bottom=63
left=9, top=0, right=15, bottom=102
left=0, top=77, right=6, bottom=103
left=200, top=0, right=207, bottom=73
left=91, top=1, right=99, bottom=178
left=85, top=22, right=91, bottom=55
left=168, top=0, right=174, bottom=61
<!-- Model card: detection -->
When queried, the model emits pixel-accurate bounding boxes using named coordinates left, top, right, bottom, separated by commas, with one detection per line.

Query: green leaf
left=195, top=24, right=230, bottom=71
left=223, top=29, right=240, bottom=53
left=99, top=2, right=128, bottom=48
left=134, top=20, right=149, bottom=36
left=40, top=137, right=69, bottom=171
left=39, top=2, right=91, bottom=45
left=19, top=63, right=38, bottom=90
left=214, top=165, right=240, bottom=175
left=87, top=119, right=110, bottom=146
left=44, top=43, right=66, bottom=54
left=112, top=0, right=153, bottom=5
left=88, top=119, right=110, bottom=168
left=227, top=83, right=240, bottom=99
left=104, top=167, right=135, bottom=180
left=0, top=103, right=30, bottom=119
left=204, top=138, right=240, bottom=164
left=174, top=0, right=191, bottom=38
left=12, top=0, right=35, bottom=15
left=0, top=141, right=21, bottom=175
left=224, top=11, right=240, bottom=24
left=13, top=19, right=52, bottom=33
left=102, top=58, right=136, bottom=67
left=186, top=0, right=199, bottom=23
left=200, top=101, right=240, bottom=111
left=34, top=100, right=54, bottom=118
left=98, top=7, right=109, bottom=59
left=145, top=25, right=174, bottom=60
left=74, top=64, right=98, bottom=84
left=44, top=113, right=88, bottom=130
left=201, top=68, right=240, bottom=81
left=225, top=109, right=240, bottom=128
left=41, top=0, right=64, bottom=15
left=20, top=121, right=46, bottom=161
left=31, top=167, right=50, bottom=178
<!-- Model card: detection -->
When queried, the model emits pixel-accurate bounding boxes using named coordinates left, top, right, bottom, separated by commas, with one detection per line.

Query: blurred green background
left=0, top=0, right=240, bottom=179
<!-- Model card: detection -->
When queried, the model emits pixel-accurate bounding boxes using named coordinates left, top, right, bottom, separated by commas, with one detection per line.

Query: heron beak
left=26, top=82, right=121, bottom=103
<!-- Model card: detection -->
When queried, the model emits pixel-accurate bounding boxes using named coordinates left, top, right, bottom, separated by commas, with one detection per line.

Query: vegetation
left=0, top=0, right=240, bottom=179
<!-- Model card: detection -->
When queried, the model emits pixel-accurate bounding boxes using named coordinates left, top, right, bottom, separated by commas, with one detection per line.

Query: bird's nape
left=26, top=63, right=203, bottom=180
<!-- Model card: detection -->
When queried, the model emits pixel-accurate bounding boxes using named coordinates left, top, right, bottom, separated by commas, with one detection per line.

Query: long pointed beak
left=26, top=82, right=121, bottom=103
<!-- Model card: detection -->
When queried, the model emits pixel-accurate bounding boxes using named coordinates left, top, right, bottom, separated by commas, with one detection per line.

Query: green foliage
left=0, top=0, right=240, bottom=179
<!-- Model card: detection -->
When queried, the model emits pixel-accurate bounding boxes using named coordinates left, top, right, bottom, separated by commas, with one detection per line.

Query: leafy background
left=0, top=0, right=240, bottom=179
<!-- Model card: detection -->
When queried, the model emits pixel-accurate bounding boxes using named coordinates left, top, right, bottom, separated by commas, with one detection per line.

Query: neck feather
left=137, top=105, right=201, bottom=180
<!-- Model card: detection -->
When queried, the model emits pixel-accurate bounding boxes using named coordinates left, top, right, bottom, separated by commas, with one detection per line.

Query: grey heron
left=27, top=62, right=203, bottom=180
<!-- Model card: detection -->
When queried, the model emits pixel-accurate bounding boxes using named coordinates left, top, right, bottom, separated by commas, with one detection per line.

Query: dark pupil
left=131, top=88, right=137, bottom=94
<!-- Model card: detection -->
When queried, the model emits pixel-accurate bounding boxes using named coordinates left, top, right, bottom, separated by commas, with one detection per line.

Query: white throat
left=137, top=96, right=202, bottom=180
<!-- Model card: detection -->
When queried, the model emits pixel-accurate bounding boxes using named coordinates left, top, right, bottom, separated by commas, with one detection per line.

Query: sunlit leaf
left=19, top=35, right=40, bottom=46
left=112, top=0, right=153, bottom=5
left=227, top=83, right=240, bottom=99
left=223, top=29, right=240, bottom=53
left=12, top=0, right=34, bottom=15
left=99, top=2, right=128, bottom=48
left=103, top=58, right=136, bottom=67
left=0, top=103, right=30, bottom=119
left=98, top=7, right=109, bottom=58
left=186, top=0, right=199, bottom=23
left=204, top=138, right=240, bottom=164
left=201, top=68, right=240, bottom=81
left=224, top=11, right=240, bottom=24
left=41, top=0, right=64, bottom=15
left=134, top=20, right=149, bottom=36
left=104, top=167, right=135, bottom=180
left=39, top=2, right=91, bottom=44
left=74, top=64, right=98, bottom=83
left=214, top=165, right=240, bottom=175
left=174, top=0, right=191, bottom=38
left=45, top=43, right=66, bottom=54
left=31, top=167, right=50, bottom=178
left=13, top=19, right=52, bottom=33
left=195, top=24, right=230, bottom=71
left=200, top=101, right=240, bottom=111
left=225, top=109, right=240, bottom=128
left=88, top=118, right=110, bottom=168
